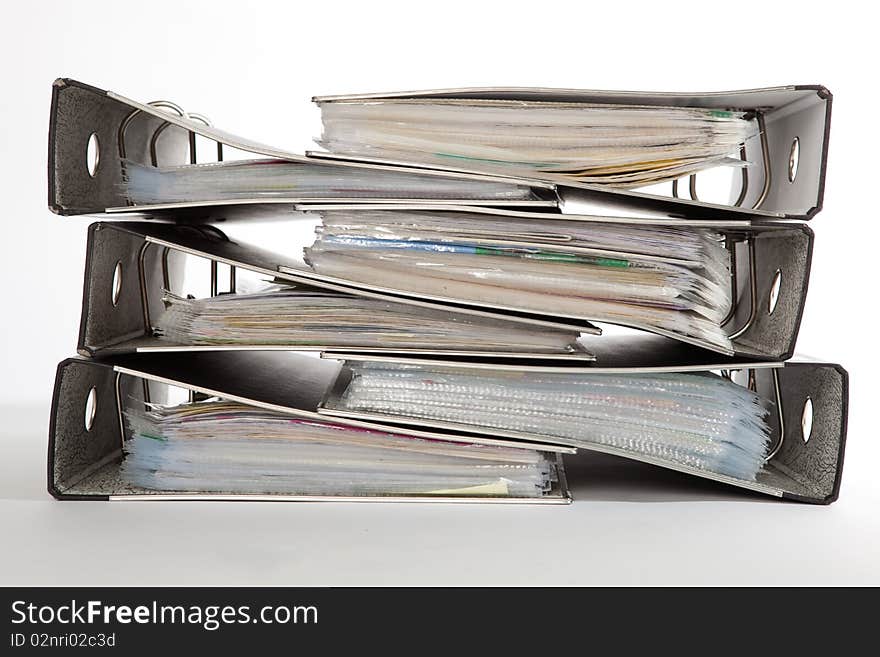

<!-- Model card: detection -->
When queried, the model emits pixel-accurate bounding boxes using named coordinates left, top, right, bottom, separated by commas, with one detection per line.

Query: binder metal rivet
left=789, top=137, right=800, bottom=182
left=768, top=269, right=782, bottom=315
left=84, top=386, right=97, bottom=432
left=802, top=397, right=814, bottom=443
left=86, top=132, right=99, bottom=177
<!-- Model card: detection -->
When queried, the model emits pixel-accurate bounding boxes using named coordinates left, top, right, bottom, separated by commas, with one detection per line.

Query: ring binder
left=77, top=221, right=605, bottom=360
left=311, top=85, right=832, bottom=220
left=48, top=354, right=573, bottom=503
left=76, top=213, right=812, bottom=360
left=48, top=352, right=847, bottom=504
left=48, top=79, right=558, bottom=217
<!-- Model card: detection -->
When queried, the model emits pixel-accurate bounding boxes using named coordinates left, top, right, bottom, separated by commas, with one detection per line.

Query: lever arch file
left=49, top=351, right=847, bottom=504
left=77, top=216, right=811, bottom=361
left=77, top=221, right=600, bottom=360
left=48, top=78, right=558, bottom=217
left=311, top=85, right=832, bottom=220
left=48, top=354, right=572, bottom=503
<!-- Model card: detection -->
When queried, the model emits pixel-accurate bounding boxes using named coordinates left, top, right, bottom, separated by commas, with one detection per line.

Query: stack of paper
left=120, top=158, right=537, bottom=204
left=327, top=363, right=772, bottom=481
left=303, top=210, right=734, bottom=353
left=121, top=399, right=556, bottom=497
left=155, top=282, right=584, bottom=354
left=316, top=99, right=757, bottom=187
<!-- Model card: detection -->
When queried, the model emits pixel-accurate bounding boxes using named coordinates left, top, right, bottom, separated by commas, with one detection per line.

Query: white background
left=1, top=1, right=877, bottom=585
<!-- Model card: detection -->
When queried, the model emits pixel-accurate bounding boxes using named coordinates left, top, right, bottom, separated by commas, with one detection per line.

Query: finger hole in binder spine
left=789, top=137, right=800, bottom=182
left=86, top=132, right=100, bottom=177
left=111, top=261, right=122, bottom=307
left=84, top=387, right=97, bottom=432
left=768, top=269, right=782, bottom=314
left=801, top=397, right=813, bottom=443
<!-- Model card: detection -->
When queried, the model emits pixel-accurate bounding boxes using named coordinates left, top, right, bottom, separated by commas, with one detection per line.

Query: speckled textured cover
left=48, top=358, right=848, bottom=504
left=48, top=79, right=189, bottom=215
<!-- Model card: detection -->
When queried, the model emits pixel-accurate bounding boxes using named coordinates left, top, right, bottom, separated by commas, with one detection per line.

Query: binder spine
left=758, top=87, right=832, bottom=218
left=727, top=224, right=813, bottom=360
left=48, top=78, right=202, bottom=215
left=759, top=363, right=848, bottom=504
left=48, top=359, right=129, bottom=499
left=77, top=223, right=186, bottom=357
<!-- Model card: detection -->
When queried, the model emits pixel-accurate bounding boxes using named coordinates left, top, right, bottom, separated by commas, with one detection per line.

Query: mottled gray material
left=51, top=359, right=143, bottom=496
left=64, top=463, right=148, bottom=497
left=733, top=226, right=812, bottom=360
left=762, top=363, right=847, bottom=503
left=79, top=223, right=187, bottom=356
left=757, top=89, right=831, bottom=218
left=48, top=79, right=188, bottom=215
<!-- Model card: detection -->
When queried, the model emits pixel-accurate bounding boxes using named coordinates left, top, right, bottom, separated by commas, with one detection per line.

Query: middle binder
left=77, top=207, right=812, bottom=362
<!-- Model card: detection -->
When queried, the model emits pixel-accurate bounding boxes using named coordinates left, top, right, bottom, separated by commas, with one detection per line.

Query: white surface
left=4, top=403, right=879, bottom=586
left=2, top=1, right=878, bottom=585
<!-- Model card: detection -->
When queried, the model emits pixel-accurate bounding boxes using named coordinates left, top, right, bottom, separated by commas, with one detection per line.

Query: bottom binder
left=48, top=352, right=847, bottom=504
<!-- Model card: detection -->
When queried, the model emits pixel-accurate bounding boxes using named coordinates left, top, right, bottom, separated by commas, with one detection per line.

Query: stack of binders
left=47, top=79, right=848, bottom=504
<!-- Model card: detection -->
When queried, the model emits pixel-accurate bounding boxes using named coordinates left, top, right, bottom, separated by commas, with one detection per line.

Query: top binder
left=47, top=79, right=558, bottom=217
left=311, top=85, right=832, bottom=220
